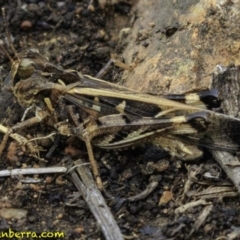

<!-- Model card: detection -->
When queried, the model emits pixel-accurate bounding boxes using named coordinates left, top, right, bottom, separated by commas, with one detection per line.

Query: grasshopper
left=1, top=8, right=240, bottom=189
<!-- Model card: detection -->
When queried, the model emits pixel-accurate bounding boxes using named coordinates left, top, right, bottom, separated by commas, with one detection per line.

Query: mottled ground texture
left=0, top=1, right=240, bottom=239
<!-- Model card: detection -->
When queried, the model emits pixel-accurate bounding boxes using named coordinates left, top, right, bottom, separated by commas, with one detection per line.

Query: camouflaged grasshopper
left=1, top=8, right=240, bottom=189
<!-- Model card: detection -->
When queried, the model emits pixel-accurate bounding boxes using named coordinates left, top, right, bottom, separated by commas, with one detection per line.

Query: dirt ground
left=0, top=1, right=240, bottom=240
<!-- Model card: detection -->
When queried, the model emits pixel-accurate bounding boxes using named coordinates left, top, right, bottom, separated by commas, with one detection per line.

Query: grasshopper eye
left=17, top=58, right=36, bottom=79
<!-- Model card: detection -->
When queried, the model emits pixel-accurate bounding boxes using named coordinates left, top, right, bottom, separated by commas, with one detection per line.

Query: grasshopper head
left=11, top=48, right=49, bottom=86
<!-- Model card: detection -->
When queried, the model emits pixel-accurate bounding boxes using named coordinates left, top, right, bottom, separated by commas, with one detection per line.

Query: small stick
left=211, top=150, right=240, bottom=193
left=0, top=130, right=11, bottom=157
left=45, top=134, right=61, bottom=159
left=0, top=123, right=39, bottom=156
left=0, top=166, right=67, bottom=177
left=95, top=58, right=131, bottom=79
left=127, top=181, right=159, bottom=202
left=1, top=7, right=19, bottom=60
left=69, top=159, right=124, bottom=240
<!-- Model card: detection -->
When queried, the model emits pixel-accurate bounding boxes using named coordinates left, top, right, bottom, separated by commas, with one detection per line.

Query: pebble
left=0, top=208, right=27, bottom=220
left=20, top=21, right=32, bottom=30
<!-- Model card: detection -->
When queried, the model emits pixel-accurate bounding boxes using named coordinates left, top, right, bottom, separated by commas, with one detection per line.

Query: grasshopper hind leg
left=152, top=136, right=204, bottom=161
left=82, top=132, right=104, bottom=190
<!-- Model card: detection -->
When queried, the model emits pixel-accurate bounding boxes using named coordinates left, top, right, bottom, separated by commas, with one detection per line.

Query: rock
left=20, top=20, right=32, bottom=30
left=120, top=0, right=240, bottom=94
left=0, top=208, right=27, bottom=220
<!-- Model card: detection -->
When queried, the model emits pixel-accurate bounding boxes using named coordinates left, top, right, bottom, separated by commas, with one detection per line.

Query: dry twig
left=69, top=159, right=123, bottom=240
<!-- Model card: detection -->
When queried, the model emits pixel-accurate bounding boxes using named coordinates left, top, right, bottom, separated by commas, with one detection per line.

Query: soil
left=0, top=1, right=240, bottom=240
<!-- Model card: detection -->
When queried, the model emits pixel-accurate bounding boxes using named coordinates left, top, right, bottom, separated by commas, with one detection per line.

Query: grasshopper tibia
left=83, top=133, right=104, bottom=190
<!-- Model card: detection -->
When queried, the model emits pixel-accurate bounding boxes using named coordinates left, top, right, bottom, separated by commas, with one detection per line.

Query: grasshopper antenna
left=1, top=7, right=19, bottom=62
left=0, top=41, right=13, bottom=63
